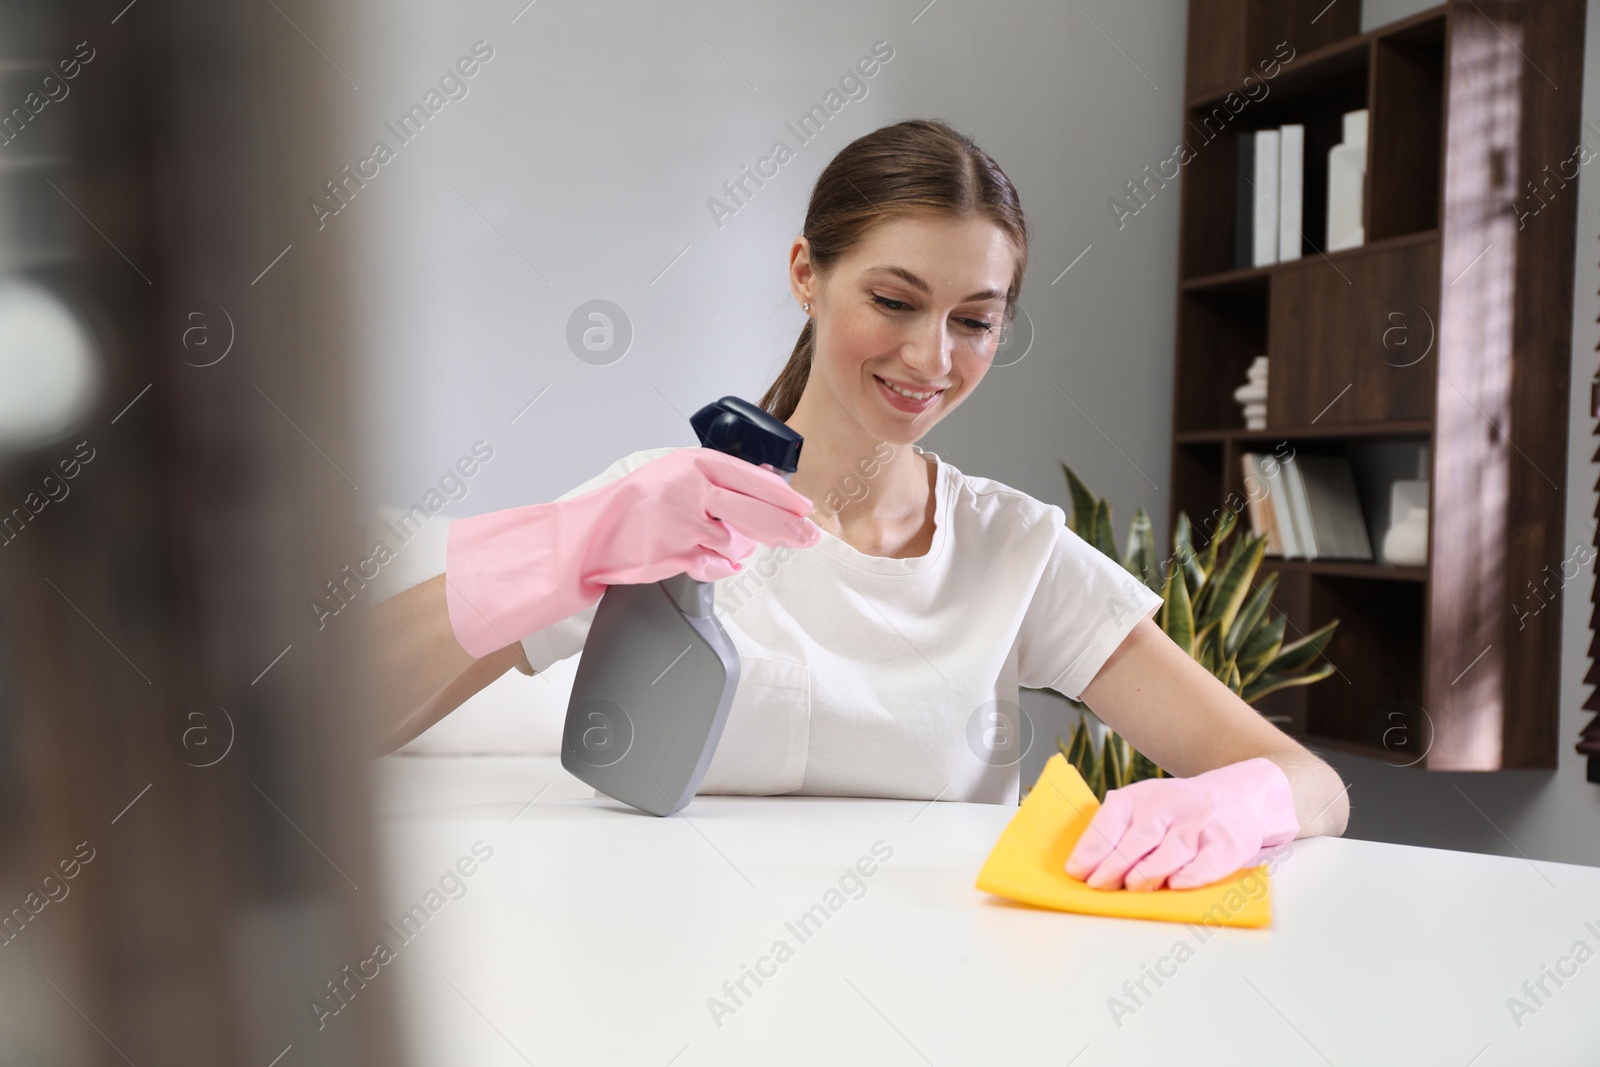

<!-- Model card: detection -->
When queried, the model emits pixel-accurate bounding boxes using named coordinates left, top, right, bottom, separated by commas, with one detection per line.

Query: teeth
left=882, top=378, right=938, bottom=401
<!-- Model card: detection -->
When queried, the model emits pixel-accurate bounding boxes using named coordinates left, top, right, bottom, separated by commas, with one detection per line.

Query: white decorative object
left=1326, top=109, right=1367, bottom=252
left=1382, top=479, right=1429, bottom=565
left=1232, top=355, right=1269, bottom=429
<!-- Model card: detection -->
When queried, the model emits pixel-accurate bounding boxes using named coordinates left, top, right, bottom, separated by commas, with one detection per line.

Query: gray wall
left=340, top=0, right=1599, bottom=866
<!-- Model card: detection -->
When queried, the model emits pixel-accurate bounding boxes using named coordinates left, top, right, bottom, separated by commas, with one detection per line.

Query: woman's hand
left=1064, top=757, right=1300, bottom=891
left=446, top=448, right=821, bottom=658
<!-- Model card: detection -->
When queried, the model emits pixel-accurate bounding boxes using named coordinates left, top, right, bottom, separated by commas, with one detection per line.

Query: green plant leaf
left=1089, top=498, right=1119, bottom=561
left=1063, top=715, right=1093, bottom=780
left=1195, top=506, right=1239, bottom=577
left=1161, top=559, right=1195, bottom=656
left=1242, top=661, right=1337, bottom=704
left=1085, top=740, right=1106, bottom=801
left=1100, top=731, right=1123, bottom=794
left=1061, top=463, right=1100, bottom=540
left=1266, top=618, right=1340, bottom=676
left=1171, top=513, right=1205, bottom=595
left=1124, top=508, right=1162, bottom=593
left=1129, top=747, right=1165, bottom=782
left=1202, top=628, right=1231, bottom=681
left=1225, top=570, right=1280, bottom=660
left=1237, top=612, right=1288, bottom=686
left=1196, top=532, right=1266, bottom=644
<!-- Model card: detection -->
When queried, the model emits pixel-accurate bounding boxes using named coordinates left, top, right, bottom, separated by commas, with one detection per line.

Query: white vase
left=1326, top=109, right=1367, bottom=253
left=1381, top=479, right=1428, bottom=565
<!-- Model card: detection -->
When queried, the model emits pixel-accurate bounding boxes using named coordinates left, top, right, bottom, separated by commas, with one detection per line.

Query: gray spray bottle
left=559, top=396, right=805, bottom=816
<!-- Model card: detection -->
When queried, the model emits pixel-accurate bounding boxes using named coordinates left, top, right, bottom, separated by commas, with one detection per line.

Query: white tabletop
left=369, top=755, right=1600, bottom=1066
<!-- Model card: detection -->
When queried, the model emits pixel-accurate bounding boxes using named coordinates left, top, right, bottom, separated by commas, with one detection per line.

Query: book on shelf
left=1251, top=129, right=1279, bottom=268
left=1240, top=453, right=1283, bottom=555
left=1282, top=456, right=1318, bottom=556
left=1295, top=455, right=1374, bottom=560
left=1241, top=451, right=1373, bottom=561
left=1234, top=125, right=1306, bottom=269
left=1246, top=450, right=1303, bottom=557
left=1234, top=133, right=1254, bottom=269
left=1278, top=124, right=1303, bottom=263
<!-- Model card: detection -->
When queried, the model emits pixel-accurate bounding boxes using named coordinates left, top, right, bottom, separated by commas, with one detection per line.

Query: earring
left=802, top=302, right=810, bottom=312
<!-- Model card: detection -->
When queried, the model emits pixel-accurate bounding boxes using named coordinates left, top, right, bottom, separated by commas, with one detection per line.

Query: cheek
left=955, top=348, right=992, bottom=393
left=828, top=308, right=900, bottom=372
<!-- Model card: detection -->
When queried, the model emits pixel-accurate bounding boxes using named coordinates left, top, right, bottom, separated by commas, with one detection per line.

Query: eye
left=874, top=293, right=997, bottom=335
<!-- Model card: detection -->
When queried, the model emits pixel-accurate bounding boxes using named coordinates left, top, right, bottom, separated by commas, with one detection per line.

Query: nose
left=901, top=314, right=955, bottom=381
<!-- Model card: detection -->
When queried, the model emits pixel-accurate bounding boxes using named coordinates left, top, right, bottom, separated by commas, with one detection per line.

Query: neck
left=784, top=397, right=932, bottom=535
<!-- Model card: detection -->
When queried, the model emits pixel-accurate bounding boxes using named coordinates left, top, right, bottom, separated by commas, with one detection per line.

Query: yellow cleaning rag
left=974, top=753, right=1274, bottom=928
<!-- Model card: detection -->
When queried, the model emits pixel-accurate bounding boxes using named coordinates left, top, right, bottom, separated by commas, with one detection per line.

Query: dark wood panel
left=1268, top=238, right=1440, bottom=425
left=1186, top=0, right=1249, bottom=101
left=1425, top=0, right=1582, bottom=770
left=1266, top=256, right=1356, bottom=424
left=1363, top=236, right=1441, bottom=419
left=1245, top=0, right=1362, bottom=73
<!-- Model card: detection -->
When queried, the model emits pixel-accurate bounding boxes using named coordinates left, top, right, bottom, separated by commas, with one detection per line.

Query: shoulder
left=935, top=452, right=1065, bottom=534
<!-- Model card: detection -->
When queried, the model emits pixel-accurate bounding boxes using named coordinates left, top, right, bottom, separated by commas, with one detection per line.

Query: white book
left=1282, top=455, right=1318, bottom=559
left=1252, top=129, right=1280, bottom=268
left=1278, top=124, right=1304, bottom=262
left=1260, top=453, right=1301, bottom=558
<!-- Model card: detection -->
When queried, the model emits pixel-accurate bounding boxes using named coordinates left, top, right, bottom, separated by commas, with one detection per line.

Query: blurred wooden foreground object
left=0, top=1, right=401, bottom=1063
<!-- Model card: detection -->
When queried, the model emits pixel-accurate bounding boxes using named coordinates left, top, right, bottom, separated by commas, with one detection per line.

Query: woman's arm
left=364, top=573, right=533, bottom=757
left=1079, top=615, right=1350, bottom=839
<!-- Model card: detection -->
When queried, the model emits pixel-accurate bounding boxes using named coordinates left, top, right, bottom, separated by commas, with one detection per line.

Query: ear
left=789, top=235, right=818, bottom=306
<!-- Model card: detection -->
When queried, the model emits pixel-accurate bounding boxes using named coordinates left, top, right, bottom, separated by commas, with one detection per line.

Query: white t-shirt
left=519, top=444, right=1165, bottom=806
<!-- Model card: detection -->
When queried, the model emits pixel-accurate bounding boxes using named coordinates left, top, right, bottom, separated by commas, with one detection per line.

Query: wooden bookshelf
left=1172, top=1, right=1584, bottom=768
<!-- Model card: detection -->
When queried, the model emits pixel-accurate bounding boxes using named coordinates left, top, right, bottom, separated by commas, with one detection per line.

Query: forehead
left=843, top=214, right=1016, bottom=299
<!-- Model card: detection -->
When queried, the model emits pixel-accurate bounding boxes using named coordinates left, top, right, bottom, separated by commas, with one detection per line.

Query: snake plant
left=1047, top=463, right=1339, bottom=801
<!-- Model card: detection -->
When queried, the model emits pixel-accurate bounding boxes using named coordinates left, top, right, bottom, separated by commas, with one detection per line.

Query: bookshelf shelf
left=1174, top=418, right=1433, bottom=444
left=1171, top=0, right=1583, bottom=769
left=1178, top=230, right=1441, bottom=293
left=1260, top=558, right=1428, bottom=583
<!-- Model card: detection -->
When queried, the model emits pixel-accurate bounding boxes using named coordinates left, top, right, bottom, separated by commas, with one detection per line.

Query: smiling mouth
left=874, top=375, right=945, bottom=402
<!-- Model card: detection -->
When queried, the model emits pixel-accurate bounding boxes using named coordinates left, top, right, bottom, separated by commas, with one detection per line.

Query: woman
left=369, top=118, right=1349, bottom=892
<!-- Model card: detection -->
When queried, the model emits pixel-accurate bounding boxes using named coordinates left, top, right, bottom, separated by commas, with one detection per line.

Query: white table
left=369, top=756, right=1600, bottom=1066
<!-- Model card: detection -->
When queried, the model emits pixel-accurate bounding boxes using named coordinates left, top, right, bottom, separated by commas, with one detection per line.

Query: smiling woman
left=370, top=118, right=1347, bottom=891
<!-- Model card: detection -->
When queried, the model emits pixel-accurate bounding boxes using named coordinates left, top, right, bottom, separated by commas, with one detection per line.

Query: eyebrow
left=864, top=265, right=1006, bottom=303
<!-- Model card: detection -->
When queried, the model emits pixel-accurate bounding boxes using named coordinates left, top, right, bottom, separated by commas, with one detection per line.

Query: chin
left=865, top=401, right=948, bottom=444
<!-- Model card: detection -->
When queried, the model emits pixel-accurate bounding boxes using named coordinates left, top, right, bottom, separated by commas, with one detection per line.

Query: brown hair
left=758, top=118, right=1030, bottom=422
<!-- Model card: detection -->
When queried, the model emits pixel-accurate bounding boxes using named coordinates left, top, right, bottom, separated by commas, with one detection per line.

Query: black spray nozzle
left=690, top=396, right=803, bottom=474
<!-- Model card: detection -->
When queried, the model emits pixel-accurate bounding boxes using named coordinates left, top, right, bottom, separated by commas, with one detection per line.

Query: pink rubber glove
left=1064, top=757, right=1300, bottom=892
left=444, top=449, right=821, bottom=658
